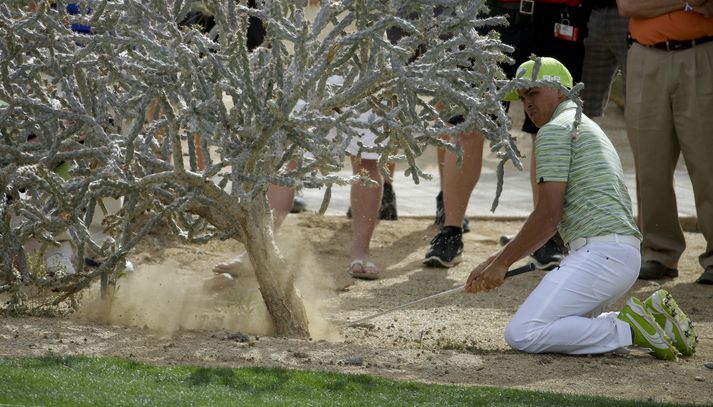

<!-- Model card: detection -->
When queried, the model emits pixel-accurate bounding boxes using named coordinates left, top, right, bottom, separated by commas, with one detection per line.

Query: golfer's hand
left=465, top=261, right=508, bottom=293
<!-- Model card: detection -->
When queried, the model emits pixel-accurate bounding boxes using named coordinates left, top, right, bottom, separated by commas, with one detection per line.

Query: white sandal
left=348, top=260, right=380, bottom=280
left=212, top=253, right=251, bottom=276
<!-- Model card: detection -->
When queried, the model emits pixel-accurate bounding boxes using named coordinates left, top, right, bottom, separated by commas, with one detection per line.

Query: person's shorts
left=328, top=110, right=388, bottom=160
left=295, top=76, right=388, bottom=160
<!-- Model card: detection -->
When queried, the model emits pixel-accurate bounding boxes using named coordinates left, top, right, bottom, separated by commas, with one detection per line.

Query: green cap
left=503, top=57, right=573, bottom=102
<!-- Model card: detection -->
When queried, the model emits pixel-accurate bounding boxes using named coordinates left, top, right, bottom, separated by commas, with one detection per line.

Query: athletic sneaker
left=378, top=183, right=398, bottom=221
left=290, top=196, right=307, bottom=214
left=618, top=297, right=679, bottom=360
left=499, top=236, right=563, bottom=271
left=435, top=191, right=445, bottom=225
left=423, top=227, right=463, bottom=268
left=434, top=191, right=471, bottom=233
left=644, top=289, right=698, bottom=356
left=461, top=217, right=470, bottom=233
left=530, top=239, right=564, bottom=270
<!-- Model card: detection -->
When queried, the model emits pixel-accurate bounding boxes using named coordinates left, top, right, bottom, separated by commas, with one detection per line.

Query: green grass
left=0, top=356, right=692, bottom=406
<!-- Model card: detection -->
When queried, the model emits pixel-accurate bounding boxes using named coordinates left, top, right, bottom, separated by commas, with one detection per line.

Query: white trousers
left=505, top=240, right=640, bottom=355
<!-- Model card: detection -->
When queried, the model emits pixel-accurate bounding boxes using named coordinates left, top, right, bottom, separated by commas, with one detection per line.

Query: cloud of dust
left=276, top=231, right=343, bottom=342
left=75, top=230, right=343, bottom=340
left=76, top=257, right=275, bottom=336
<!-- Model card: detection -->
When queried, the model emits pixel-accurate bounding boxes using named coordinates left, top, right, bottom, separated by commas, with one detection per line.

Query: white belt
left=568, top=234, right=641, bottom=251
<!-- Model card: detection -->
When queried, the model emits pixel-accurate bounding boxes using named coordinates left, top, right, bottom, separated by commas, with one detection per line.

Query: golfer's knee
left=504, top=319, right=535, bottom=352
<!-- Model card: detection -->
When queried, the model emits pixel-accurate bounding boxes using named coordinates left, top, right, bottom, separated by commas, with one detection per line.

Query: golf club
left=345, top=262, right=537, bottom=327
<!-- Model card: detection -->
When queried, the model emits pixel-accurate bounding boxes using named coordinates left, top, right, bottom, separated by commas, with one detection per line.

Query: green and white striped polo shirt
left=535, top=100, right=641, bottom=246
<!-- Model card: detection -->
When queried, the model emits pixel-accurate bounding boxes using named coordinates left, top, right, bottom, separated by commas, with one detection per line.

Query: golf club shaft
left=346, top=262, right=536, bottom=326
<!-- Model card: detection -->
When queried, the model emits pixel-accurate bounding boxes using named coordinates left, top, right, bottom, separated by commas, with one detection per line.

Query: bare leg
left=146, top=98, right=160, bottom=124
left=348, top=156, right=383, bottom=279
left=435, top=136, right=471, bottom=232
left=193, top=134, right=205, bottom=171
left=437, top=146, right=446, bottom=188
left=213, top=161, right=297, bottom=273
left=267, top=183, right=295, bottom=230
left=424, top=129, right=484, bottom=268
left=270, top=160, right=298, bottom=229
left=146, top=99, right=168, bottom=161
left=442, top=129, right=484, bottom=228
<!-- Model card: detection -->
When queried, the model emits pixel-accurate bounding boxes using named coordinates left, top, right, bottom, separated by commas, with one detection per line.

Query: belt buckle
left=520, top=0, right=534, bottom=15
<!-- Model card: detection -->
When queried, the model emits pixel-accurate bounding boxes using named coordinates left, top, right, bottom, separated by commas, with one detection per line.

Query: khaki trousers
left=626, top=41, right=713, bottom=269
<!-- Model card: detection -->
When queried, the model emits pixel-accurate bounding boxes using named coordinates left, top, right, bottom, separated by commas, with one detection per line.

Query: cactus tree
left=0, top=0, right=520, bottom=337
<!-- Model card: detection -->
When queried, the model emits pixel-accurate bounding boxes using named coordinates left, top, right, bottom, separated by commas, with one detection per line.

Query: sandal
left=348, top=259, right=380, bottom=280
left=213, top=253, right=252, bottom=277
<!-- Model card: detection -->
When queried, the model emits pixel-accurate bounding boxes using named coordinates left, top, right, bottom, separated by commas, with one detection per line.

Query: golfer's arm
left=493, top=181, right=566, bottom=268
left=616, top=0, right=693, bottom=17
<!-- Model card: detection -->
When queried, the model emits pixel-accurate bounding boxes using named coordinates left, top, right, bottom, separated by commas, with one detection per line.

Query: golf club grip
left=505, top=262, right=536, bottom=278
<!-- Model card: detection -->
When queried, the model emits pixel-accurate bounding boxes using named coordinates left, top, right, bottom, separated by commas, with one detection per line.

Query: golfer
left=465, top=57, right=696, bottom=360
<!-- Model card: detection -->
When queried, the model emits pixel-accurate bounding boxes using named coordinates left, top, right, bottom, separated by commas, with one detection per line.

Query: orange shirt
left=630, top=11, right=713, bottom=45
left=496, top=0, right=582, bottom=6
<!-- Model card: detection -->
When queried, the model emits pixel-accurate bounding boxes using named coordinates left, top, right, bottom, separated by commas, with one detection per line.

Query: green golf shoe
left=618, top=297, right=679, bottom=361
left=644, top=289, right=698, bottom=356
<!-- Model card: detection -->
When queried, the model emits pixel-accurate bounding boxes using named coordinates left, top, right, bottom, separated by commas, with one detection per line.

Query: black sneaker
left=435, top=191, right=446, bottom=226
left=434, top=191, right=471, bottom=232
left=461, top=216, right=471, bottom=233
left=639, top=260, right=678, bottom=280
left=378, top=183, right=398, bottom=220
left=697, top=266, right=713, bottom=285
left=500, top=235, right=564, bottom=270
left=290, top=196, right=307, bottom=214
left=423, top=227, right=464, bottom=268
left=530, top=238, right=564, bottom=270
left=347, top=183, right=399, bottom=220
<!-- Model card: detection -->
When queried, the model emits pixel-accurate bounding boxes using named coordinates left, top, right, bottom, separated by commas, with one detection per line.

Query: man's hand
left=465, top=258, right=509, bottom=294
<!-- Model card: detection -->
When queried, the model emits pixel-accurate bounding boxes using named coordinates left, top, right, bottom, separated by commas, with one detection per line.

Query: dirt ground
left=1, top=214, right=712, bottom=405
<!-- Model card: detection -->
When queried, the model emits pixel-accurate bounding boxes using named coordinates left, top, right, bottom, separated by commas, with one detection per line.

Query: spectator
left=216, top=3, right=390, bottom=280
left=206, top=1, right=302, bottom=277
left=215, top=81, right=392, bottom=281
left=616, top=0, right=713, bottom=284
left=423, top=126, right=483, bottom=268
left=487, top=0, right=591, bottom=269
left=414, top=5, right=487, bottom=267
left=385, top=5, right=472, bottom=236
left=342, top=112, right=392, bottom=280
left=580, top=0, right=628, bottom=117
